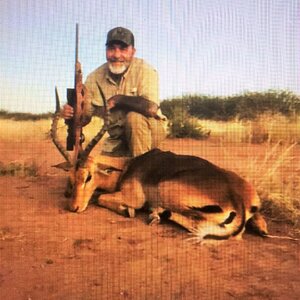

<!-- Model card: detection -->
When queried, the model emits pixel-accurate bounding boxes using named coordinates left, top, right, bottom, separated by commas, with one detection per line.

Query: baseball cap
left=106, top=27, right=135, bottom=47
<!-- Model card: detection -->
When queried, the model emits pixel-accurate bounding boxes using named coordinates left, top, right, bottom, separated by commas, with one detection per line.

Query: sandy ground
left=0, top=137, right=299, bottom=300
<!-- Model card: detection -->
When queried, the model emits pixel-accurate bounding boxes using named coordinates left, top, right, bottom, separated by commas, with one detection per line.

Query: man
left=62, top=27, right=167, bottom=157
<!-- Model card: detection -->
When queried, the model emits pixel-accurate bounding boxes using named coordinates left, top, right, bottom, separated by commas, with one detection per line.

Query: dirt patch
left=0, top=138, right=299, bottom=299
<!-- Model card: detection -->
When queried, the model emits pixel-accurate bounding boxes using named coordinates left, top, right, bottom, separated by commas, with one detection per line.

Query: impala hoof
left=127, top=207, right=136, bottom=218
left=69, top=205, right=79, bottom=212
left=148, top=212, right=161, bottom=226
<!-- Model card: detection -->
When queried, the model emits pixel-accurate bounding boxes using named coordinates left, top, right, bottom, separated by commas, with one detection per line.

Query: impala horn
left=51, top=87, right=73, bottom=169
left=51, top=84, right=108, bottom=169
left=76, top=83, right=109, bottom=167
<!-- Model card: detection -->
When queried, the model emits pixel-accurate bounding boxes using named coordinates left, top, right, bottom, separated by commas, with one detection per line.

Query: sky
left=0, top=0, right=299, bottom=113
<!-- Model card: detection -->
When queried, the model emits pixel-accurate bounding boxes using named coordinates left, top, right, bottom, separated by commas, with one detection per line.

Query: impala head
left=69, top=156, right=129, bottom=212
left=51, top=84, right=112, bottom=213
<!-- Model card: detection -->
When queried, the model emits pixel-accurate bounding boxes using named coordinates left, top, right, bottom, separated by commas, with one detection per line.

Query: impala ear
left=52, top=161, right=73, bottom=172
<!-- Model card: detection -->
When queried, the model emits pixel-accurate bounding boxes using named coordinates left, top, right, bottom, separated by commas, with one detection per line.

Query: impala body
left=68, top=149, right=267, bottom=240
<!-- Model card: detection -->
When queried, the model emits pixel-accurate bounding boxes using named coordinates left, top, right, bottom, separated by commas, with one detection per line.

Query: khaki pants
left=125, top=112, right=167, bottom=157
left=102, top=111, right=167, bottom=157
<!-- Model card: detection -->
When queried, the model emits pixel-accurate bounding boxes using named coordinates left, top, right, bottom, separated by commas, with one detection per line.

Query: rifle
left=65, top=23, right=85, bottom=164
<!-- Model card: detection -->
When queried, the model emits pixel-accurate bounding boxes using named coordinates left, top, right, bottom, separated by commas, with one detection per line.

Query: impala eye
left=98, top=167, right=122, bottom=176
left=105, top=168, right=114, bottom=174
left=250, top=206, right=258, bottom=213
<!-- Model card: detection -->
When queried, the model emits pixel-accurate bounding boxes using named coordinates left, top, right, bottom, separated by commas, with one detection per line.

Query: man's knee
left=124, top=112, right=167, bottom=156
left=125, top=112, right=148, bottom=129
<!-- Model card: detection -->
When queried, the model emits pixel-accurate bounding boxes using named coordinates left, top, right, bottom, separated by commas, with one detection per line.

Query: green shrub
left=161, top=90, right=300, bottom=121
left=167, top=106, right=210, bottom=139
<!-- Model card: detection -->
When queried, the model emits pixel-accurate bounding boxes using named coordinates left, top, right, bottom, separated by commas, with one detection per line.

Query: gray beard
left=108, top=62, right=128, bottom=75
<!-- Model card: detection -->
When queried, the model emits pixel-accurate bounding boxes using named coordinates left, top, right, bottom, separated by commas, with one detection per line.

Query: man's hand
left=148, top=104, right=159, bottom=118
left=61, top=104, right=74, bottom=119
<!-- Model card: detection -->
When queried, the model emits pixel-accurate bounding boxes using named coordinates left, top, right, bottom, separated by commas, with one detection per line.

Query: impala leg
left=168, top=211, right=199, bottom=232
left=168, top=211, right=219, bottom=240
left=97, top=192, right=135, bottom=217
left=97, top=179, right=146, bottom=218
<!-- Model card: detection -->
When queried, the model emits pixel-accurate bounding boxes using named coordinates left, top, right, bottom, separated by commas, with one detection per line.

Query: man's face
left=106, top=42, right=136, bottom=75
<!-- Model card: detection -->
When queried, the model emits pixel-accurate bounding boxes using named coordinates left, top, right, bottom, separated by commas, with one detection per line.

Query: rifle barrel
left=75, top=23, right=79, bottom=84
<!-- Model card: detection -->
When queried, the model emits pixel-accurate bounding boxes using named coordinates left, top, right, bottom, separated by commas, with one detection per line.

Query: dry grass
left=244, top=114, right=300, bottom=144
left=0, top=119, right=52, bottom=142
left=247, top=143, right=300, bottom=230
left=0, top=117, right=104, bottom=143
left=199, top=113, right=300, bottom=144
left=198, top=119, right=246, bottom=143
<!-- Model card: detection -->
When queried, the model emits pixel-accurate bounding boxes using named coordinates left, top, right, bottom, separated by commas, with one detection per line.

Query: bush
left=161, top=90, right=300, bottom=121
left=0, top=160, right=39, bottom=177
left=166, top=106, right=210, bottom=139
